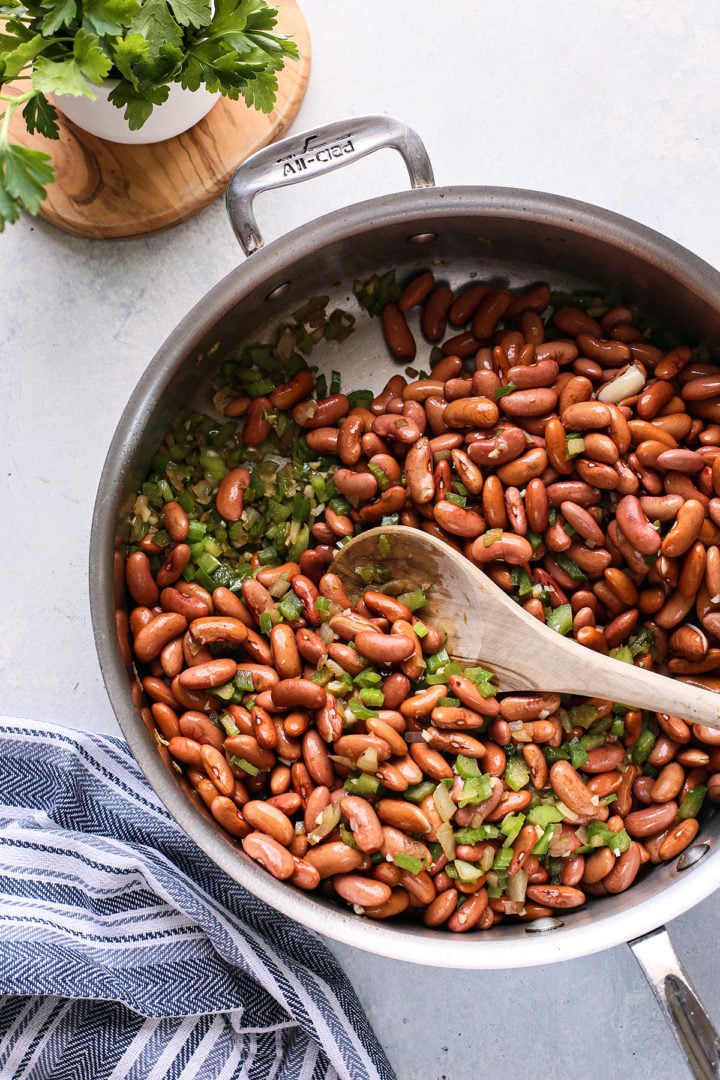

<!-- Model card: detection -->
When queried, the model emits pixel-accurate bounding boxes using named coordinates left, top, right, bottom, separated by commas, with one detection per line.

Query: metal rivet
left=408, top=232, right=438, bottom=246
left=266, top=282, right=291, bottom=301
left=525, top=916, right=564, bottom=933
left=676, top=842, right=711, bottom=871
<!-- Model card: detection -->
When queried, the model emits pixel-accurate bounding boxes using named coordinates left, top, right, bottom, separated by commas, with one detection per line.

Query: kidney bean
left=661, top=498, right=706, bottom=557
left=215, top=467, right=251, bottom=522
left=242, top=396, right=273, bottom=445
left=603, top=842, right=642, bottom=894
left=470, top=531, right=533, bottom=567
left=134, top=612, right=188, bottom=663
left=433, top=500, right=486, bottom=538
left=242, top=831, right=296, bottom=880
left=614, top=494, right=661, bottom=555
left=550, top=760, right=608, bottom=821
left=266, top=624, right=301, bottom=680
left=268, top=368, right=315, bottom=411
left=467, top=431, right=525, bottom=474
left=155, top=544, right=191, bottom=588
left=332, top=874, right=393, bottom=910
left=405, top=437, right=435, bottom=503
left=471, top=289, right=511, bottom=340
left=657, top=817, right=700, bottom=861
left=421, top=285, right=454, bottom=341
left=526, top=884, right=586, bottom=909
left=332, top=469, right=378, bottom=506
left=381, top=301, right=416, bottom=362
left=353, top=629, right=416, bottom=664
left=496, top=447, right=549, bottom=487
left=242, top=800, right=294, bottom=847
left=125, top=551, right=160, bottom=607
left=649, top=762, right=685, bottom=802
left=177, top=658, right=238, bottom=691
left=499, top=387, right=558, bottom=417
left=447, top=889, right=490, bottom=932
left=200, top=744, right=235, bottom=797
left=625, top=801, right=679, bottom=837
left=398, top=270, right=435, bottom=312
left=444, top=396, right=499, bottom=429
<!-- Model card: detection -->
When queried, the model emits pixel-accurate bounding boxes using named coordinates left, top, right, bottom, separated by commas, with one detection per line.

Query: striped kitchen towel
left=0, top=717, right=396, bottom=1080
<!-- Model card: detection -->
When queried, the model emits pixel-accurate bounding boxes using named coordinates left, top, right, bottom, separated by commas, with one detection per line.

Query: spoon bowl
left=332, top=524, right=720, bottom=731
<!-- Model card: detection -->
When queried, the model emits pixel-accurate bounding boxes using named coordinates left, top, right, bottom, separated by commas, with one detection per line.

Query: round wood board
left=7, top=0, right=311, bottom=239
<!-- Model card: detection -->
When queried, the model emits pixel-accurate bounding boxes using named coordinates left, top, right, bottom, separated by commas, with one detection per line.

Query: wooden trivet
left=7, top=0, right=311, bottom=239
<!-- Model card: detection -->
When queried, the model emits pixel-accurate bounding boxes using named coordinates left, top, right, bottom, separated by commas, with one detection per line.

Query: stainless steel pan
left=89, top=116, right=720, bottom=1078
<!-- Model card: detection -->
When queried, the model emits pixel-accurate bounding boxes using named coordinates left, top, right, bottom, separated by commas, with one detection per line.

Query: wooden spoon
left=332, top=524, right=720, bottom=731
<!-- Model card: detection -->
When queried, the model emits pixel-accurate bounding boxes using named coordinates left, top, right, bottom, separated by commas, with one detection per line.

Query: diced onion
left=356, top=748, right=379, bottom=773
left=433, top=782, right=457, bottom=823
left=597, top=362, right=646, bottom=403
left=436, top=821, right=457, bottom=861
left=507, top=867, right=528, bottom=903
left=307, top=802, right=342, bottom=845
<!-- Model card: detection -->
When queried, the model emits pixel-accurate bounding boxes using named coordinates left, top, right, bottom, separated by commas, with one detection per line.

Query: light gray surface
left=1, top=2, right=719, bottom=1077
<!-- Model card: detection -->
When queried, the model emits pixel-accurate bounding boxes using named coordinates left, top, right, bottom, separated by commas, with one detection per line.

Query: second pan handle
left=630, top=925, right=720, bottom=1079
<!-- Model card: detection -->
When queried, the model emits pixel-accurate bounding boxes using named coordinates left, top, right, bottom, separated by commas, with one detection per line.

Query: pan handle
left=225, top=114, right=435, bottom=255
left=630, top=926, right=720, bottom=1079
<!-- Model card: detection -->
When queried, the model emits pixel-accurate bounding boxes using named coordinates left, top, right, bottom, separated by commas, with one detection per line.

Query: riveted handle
left=631, top=926, right=720, bottom=1079
left=226, top=114, right=435, bottom=255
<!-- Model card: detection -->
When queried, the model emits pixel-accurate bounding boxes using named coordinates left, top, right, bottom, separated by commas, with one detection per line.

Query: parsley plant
left=0, top=0, right=298, bottom=228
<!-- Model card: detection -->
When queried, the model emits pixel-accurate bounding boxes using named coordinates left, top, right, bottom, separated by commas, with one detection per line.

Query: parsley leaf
left=41, top=0, right=79, bottom=35
left=241, top=69, right=277, bottom=112
left=129, top=0, right=184, bottom=53
left=32, top=29, right=112, bottom=96
left=167, top=0, right=212, bottom=29
left=22, top=93, right=60, bottom=139
left=0, top=142, right=55, bottom=224
left=0, top=33, right=47, bottom=81
left=83, top=0, right=141, bottom=38
left=108, top=79, right=170, bottom=129
left=110, top=33, right=149, bottom=86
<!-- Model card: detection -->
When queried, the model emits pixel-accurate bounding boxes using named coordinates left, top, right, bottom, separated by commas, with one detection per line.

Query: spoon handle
left=479, top=615, right=719, bottom=730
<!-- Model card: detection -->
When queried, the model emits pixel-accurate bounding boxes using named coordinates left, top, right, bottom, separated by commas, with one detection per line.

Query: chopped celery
left=393, top=853, right=425, bottom=875
left=567, top=737, right=588, bottom=769
left=546, top=603, right=572, bottom=635
left=343, top=774, right=381, bottom=797
left=455, top=754, right=481, bottom=779
left=500, top=812, right=526, bottom=847
left=399, top=589, right=427, bottom=613
left=631, top=727, right=656, bottom=765
left=359, top=688, right=385, bottom=708
left=678, top=785, right=707, bottom=820
left=403, top=781, right=436, bottom=804
left=457, top=774, right=494, bottom=807
left=492, top=847, right=514, bottom=869
left=556, top=554, right=586, bottom=582
left=585, top=821, right=631, bottom=854
left=527, top=803, right=564, bottom=827
left=228, top=755, right=259, bottom=776
left=531, top=823, right=557, bottom=856
left=503, top=756, right=530, bottom=792
left=453, top=824, right=500, bottom=844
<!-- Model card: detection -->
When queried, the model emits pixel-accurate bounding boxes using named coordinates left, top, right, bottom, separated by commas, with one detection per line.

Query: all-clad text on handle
left=630, top=927, right=720, bottom=1080
left=226, top=115, right=435, bottom=255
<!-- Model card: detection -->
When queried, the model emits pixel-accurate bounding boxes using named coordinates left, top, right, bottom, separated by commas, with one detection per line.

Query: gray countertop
left=2, top=2, right=720, bottom=1077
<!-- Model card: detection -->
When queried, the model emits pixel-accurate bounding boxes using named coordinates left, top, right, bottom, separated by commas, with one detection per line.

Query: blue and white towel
left=0, top=718, right=396, bottom=1080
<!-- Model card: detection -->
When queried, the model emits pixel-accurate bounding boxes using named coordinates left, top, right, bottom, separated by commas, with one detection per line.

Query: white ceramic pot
left=53, top=80, right=220, bottom=144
